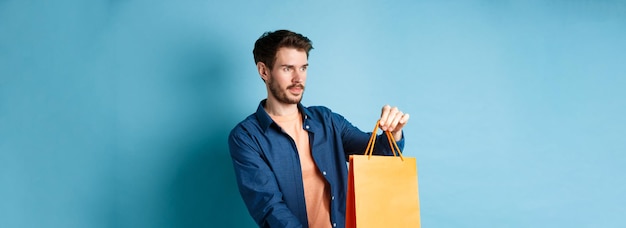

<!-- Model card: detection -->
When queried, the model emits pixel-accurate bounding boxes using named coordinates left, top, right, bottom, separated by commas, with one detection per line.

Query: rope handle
left=364, top=120, right=405, bottom=161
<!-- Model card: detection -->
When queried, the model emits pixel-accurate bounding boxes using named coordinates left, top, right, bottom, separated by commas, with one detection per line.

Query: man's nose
left=292, top=71, right=303, bottom=83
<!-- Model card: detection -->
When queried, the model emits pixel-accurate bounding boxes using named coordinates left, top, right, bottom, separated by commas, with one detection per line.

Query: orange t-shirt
left=270, top=112, right=331, bottom=228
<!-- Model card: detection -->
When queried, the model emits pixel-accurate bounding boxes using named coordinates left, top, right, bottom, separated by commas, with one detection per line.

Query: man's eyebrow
left=280, top=64, right=309, bottom=68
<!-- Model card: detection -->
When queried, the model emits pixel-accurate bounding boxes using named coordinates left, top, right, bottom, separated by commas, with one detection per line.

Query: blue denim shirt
left=228, top=100, right=404, bottom=228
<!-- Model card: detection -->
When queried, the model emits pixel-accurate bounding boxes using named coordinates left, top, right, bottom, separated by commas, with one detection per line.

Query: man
left=228, top=30, right=409, bottom=228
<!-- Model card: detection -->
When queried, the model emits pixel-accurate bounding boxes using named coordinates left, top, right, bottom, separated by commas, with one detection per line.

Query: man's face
left=266, top=47, right=308, bottom=104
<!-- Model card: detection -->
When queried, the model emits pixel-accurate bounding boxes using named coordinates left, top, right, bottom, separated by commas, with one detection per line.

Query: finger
left=382, top=106, right=399, bottom=131
left=379, top=105, right=391, bottom=130
left=393, top=113, right=410, bottom=132
left=399, top=113, right=410, bottom=125
left=388, top=111, right=404, bottom=132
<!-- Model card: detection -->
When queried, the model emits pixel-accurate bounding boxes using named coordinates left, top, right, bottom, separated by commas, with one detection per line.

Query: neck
left=264, top=97, right=299, bottom=116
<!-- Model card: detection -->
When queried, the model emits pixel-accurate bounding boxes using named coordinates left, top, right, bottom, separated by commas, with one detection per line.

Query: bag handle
left=364, top=120, right=405, bottom=161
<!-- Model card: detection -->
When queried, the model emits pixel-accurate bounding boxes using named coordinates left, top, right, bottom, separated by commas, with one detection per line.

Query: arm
left=336, top=114, right=404, bottom=157
left=228, top=132, right=303, bottom=228
left=339, top=105, right=409, bottom=157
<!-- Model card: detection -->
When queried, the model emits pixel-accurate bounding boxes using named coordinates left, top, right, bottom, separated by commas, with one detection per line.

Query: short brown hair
left=253, top=30, right=313, bottom=69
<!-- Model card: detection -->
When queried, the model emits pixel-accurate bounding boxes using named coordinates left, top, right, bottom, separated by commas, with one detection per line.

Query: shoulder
left=304, top=105, right=332, bottom=115
left=302, top=105, right=352, bottom=126
left=229, top=113, right=260, bottom=140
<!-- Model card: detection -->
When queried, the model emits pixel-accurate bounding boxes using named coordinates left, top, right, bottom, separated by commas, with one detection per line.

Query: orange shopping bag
left=346, top=121, right=421, bottom=228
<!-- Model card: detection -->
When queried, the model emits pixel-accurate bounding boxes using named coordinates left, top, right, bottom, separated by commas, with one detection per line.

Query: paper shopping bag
left=346, top=121, right=421, bottom=228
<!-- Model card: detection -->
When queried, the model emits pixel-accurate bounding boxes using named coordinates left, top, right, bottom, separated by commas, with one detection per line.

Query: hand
left=379, top=105, right=409, bottom=140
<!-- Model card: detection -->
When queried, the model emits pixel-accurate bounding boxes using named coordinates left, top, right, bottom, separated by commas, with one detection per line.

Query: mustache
left=287, top=84, right=305, bottom=90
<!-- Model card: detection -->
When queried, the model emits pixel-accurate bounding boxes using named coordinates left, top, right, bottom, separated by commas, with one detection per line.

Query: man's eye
left=283, top=67, right=292, bottom=72
left=300, top=67, right=307, bottom=72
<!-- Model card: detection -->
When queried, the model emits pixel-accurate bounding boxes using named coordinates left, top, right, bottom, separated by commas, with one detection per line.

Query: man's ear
left=257, top=62, right=269, bottom=81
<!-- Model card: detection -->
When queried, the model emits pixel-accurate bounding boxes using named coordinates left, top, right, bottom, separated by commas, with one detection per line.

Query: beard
left=268, top=76, right=305, bottom=105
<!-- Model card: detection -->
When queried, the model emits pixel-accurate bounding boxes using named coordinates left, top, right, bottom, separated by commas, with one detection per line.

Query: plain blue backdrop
left=1, top=0, right=625, bottom=227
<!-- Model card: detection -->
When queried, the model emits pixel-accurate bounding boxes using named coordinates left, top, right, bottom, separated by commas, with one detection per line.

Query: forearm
left=233, top=165, right=303, bottom=228
left=257, top=206, right=302, bottom=228
left=373, top=130, right=405, bottom=156
left=391, top=130, right=403, bottom=142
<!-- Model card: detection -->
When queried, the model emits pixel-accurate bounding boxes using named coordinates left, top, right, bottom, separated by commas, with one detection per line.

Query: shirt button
left=322, top=171, right=327, bottom=175
left=331, top=196, right=335, bottom=200
left=305, top=125, right=310, bottom=129
left=333, top=223, right=337, bottom=227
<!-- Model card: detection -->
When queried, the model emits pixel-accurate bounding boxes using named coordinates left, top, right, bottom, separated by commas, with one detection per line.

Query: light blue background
left=1, top=1, right=625, bottom=227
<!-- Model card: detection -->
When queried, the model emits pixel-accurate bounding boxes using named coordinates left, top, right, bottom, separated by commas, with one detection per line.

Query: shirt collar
left=255, top=99, right=313, bottom=132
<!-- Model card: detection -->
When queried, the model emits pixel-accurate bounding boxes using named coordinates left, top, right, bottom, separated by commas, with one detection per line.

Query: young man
left=228, top=30, right=410, bottom=228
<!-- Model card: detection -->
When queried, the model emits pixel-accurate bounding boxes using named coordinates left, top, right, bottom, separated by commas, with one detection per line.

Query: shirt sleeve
left=228, top=129, right=303, bottom=228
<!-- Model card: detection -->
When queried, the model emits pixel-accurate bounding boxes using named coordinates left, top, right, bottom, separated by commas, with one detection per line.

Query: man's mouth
left=288, top=84, right=304, bottom=93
